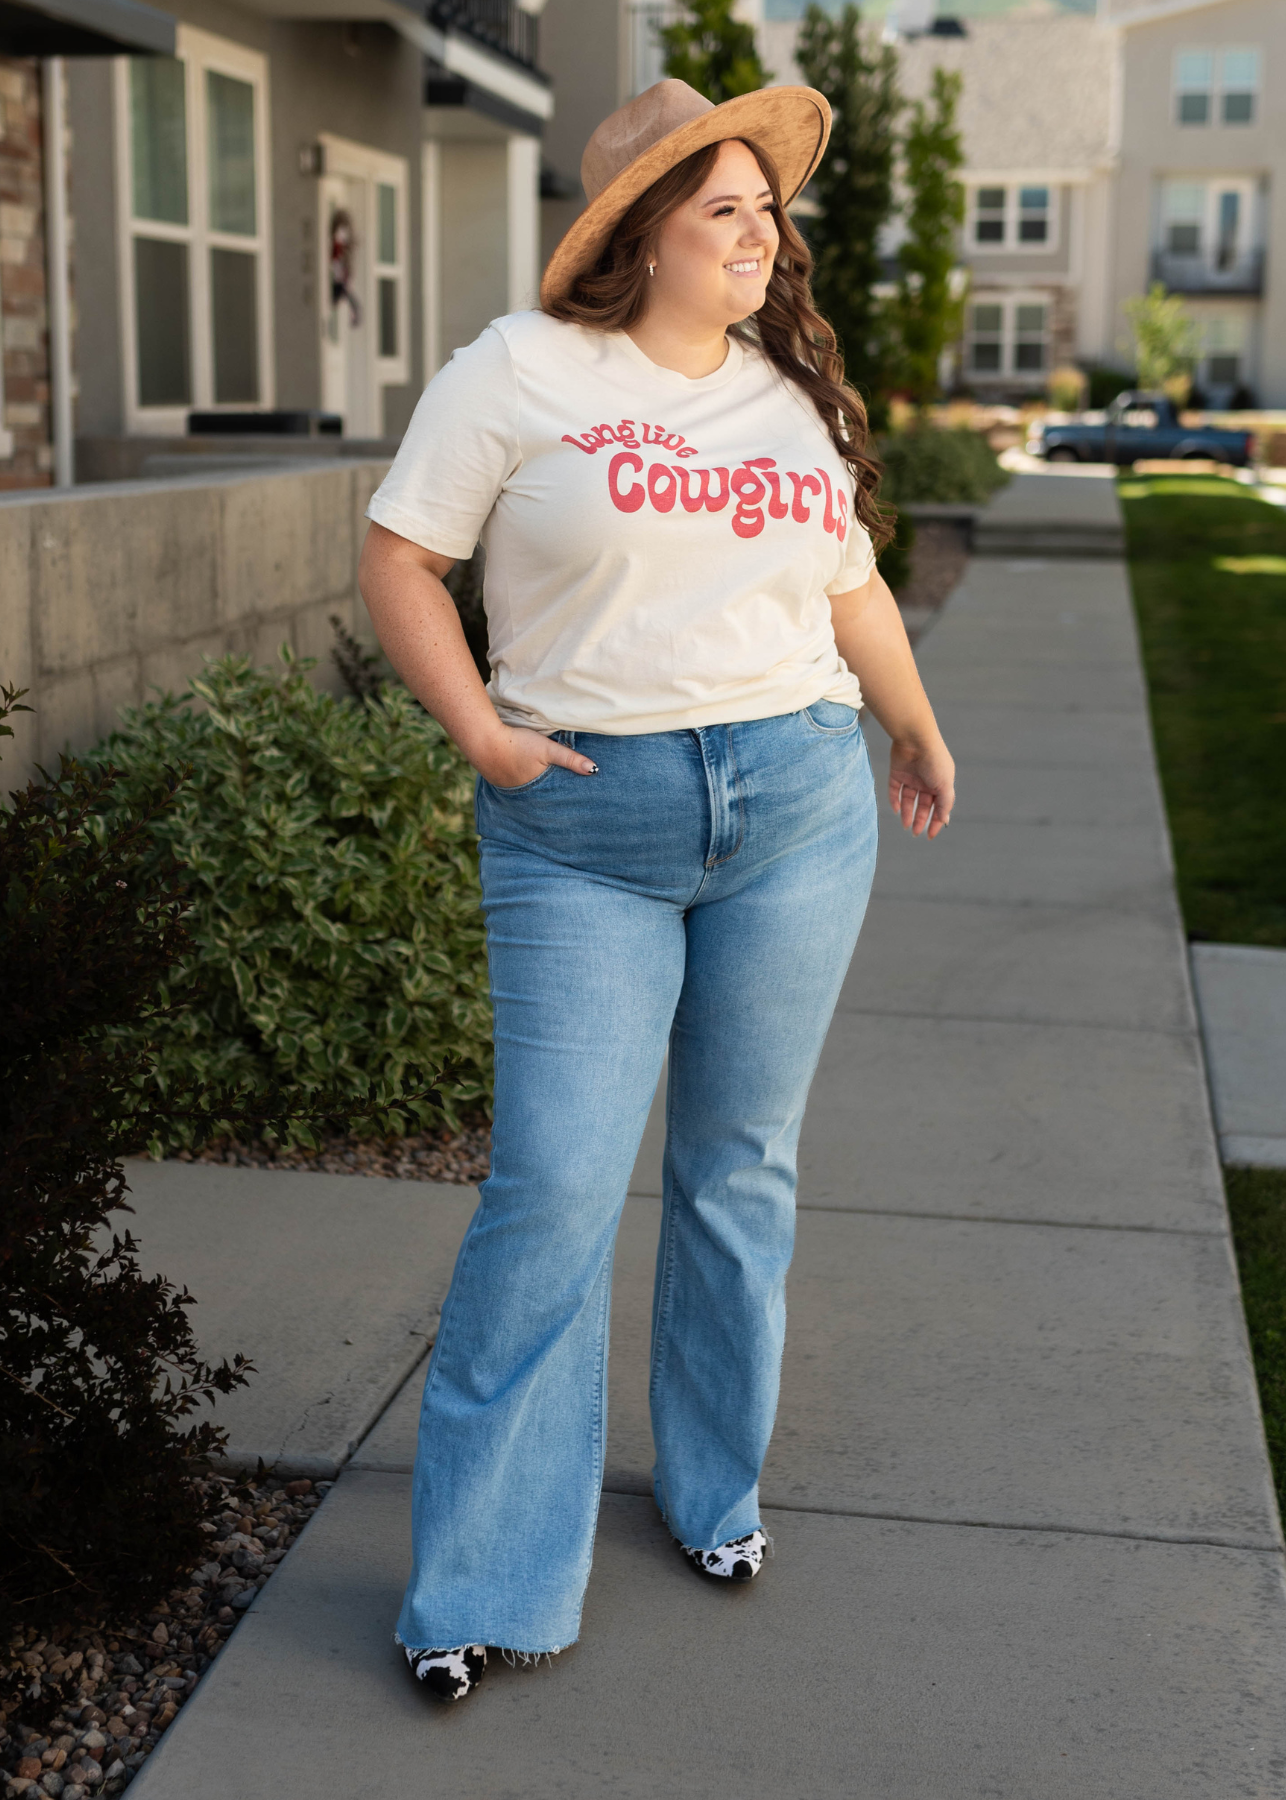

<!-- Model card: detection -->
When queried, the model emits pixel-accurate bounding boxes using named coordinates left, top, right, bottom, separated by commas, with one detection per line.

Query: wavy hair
left=544, top=137, right=891, bottom=551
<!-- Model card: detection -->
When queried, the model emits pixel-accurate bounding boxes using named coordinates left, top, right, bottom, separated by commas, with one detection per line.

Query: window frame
left=115, top=27, right=275, bottom=434
left=1156, top=177, right=1259, bottom=276
left=966, top=293, right=1050, bottom=382
left=1174, top=45, right=1262, bottom=129
left=1218, top=46, right=1260, bottom=126
left=968, top=183, right=1059, bottom=255
left=1174, top=47, right=1214, bottom=126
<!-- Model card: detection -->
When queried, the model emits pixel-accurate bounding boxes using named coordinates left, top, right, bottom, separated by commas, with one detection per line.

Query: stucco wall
left=0, top=459, right=388, bottom=791
left=537, top=0, right=624, bottom=268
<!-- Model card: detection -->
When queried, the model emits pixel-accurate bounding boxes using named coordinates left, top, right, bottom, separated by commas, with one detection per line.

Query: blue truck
left=1030, top=391, right=1254, bottom=466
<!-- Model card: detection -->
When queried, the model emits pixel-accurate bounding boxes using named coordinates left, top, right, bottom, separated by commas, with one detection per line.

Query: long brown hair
left=545, top=138, right=891, bottom=551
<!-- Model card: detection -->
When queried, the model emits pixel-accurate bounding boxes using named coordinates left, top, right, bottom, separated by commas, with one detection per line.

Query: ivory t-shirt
left=367, top=310, right=874, bottom=736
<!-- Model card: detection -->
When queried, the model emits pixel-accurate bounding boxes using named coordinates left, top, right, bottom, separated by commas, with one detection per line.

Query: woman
left=359, top=77, right=955, bottom=1702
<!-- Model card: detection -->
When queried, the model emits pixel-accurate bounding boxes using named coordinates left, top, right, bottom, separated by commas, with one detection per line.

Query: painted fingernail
left=587, top=762, right=599, bottom=774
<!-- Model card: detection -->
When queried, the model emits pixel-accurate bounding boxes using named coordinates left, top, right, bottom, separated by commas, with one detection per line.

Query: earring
left=648, top=261, right=656, bottom=277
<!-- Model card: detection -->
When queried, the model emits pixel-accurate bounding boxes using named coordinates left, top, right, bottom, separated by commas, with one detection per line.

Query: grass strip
left=1120, top=475, right=1286, bottom=945
left=1226, top=1167, right=1286, bottom=1517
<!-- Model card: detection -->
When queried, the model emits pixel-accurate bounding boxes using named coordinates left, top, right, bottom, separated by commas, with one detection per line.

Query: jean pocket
left=803, top=699, right=862, bottom=735
left=482, top=730, right=571, bottom=793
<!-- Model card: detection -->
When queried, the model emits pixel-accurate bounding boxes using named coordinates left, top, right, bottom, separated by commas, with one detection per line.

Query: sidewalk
left=126, top=470, right=1286, bottom=1797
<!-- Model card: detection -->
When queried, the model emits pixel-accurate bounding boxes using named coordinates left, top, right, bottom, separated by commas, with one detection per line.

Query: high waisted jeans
left=396, top=702, right=878, bottom=1653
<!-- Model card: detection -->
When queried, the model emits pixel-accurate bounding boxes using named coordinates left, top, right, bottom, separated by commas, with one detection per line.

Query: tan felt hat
left=540, top=78, right=831, bottom=309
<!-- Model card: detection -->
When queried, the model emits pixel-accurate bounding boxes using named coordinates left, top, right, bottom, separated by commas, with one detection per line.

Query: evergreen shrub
left=0, top=681, right=453, bottom=1686
left=95, top=652, right=492, bottom=1140
left=0, top=691, right=252, bottom=1656
left=877, top=425, right=1010, bottom=507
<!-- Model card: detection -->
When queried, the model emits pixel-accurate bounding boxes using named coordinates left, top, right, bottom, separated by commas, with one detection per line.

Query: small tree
left=889, top=67, right=965, bottom=406
left=1124, top=283, right=1198, bottom=391
left=795, top=3, right=900, bottom=419
left=659, top=0, right=769, bottom=104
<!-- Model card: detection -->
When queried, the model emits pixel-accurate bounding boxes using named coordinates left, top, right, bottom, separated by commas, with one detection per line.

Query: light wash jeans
left=396, top=702, right=878, bottom=1653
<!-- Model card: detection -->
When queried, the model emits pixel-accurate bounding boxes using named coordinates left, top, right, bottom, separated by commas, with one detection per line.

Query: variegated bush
left=96, top=652, right=491, bottom=1142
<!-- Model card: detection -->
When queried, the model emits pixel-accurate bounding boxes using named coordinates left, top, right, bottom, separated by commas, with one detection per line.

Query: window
left=1014, top=303, right=1047, bottom=371
left=1163, top=182, right=1204, bottom=256
left=970, top=185, right=1056, bottom=252
left=1017, top=187, right=1049, bottom=244
left=967, top=296, right=1048, bottom=379
left=1157, top=179, right=1258, bottom=282
left=1175, top=49, right=1212, bottom=124
left=376, top=180, right=399, bottom=359
left=969, top=303, right=1003, bottom=371
left=1175, top=46, right=1261, bottom=126
left=1220, top=48, right=1259, bottom=124
left=974, top=188, right=1005, bottom=244
left=118, top=28, right=272, bottom=427
left=1200, top=315, right=1247, bottom=391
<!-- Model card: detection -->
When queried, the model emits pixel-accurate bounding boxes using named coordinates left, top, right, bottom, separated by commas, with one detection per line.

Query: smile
left=724, top=259, right=762, bottom=275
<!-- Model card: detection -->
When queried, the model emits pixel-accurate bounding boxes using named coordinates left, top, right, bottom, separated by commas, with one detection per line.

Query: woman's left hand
left=889, top=737, right=955, bottom=839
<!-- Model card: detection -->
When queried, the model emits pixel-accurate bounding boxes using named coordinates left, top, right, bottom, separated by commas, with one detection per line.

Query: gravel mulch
left=1, top=1473, right=331, bottom=1798
left=895, top=519, right=971, bottom=643
left=175, top=1121, right=491, bottom=1185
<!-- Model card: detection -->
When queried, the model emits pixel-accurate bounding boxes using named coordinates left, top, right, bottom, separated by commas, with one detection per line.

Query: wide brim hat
left=540, top=78, right=831, bottom=309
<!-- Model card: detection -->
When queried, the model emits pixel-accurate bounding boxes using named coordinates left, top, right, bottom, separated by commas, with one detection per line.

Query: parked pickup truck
left=1030, top=392, right=1253, bottom=466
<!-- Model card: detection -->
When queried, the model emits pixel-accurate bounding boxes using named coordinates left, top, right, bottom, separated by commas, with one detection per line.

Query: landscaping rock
left=0, top=1473, right=323, bottom=1792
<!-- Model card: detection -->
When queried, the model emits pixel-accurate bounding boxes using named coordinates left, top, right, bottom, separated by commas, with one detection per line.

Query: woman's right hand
left=474, top=724, right=599, bottom=789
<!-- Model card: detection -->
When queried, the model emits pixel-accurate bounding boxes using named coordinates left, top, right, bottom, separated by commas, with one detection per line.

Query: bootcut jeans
left=396, top=701, right=878, bottom=1654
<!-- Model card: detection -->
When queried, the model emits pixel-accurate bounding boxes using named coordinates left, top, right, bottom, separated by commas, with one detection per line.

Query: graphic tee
left=367, top=311, right=875, bottom=736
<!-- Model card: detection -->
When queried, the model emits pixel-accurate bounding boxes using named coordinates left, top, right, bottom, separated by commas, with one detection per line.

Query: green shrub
left=0, top=691, right=251, bottom=1659
left=1085, top=365, right=1135, bottom=410
left=1, top=678, right=441, bottom=1683
left=877, top=425, right=1009, bottom=506
left=95, top=652, right=492, bottom=1140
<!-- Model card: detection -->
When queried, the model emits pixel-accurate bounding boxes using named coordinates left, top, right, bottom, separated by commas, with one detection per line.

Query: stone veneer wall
left=0, top=460, right=390, bottom=790
left=0, top=57, right=58, bottom=490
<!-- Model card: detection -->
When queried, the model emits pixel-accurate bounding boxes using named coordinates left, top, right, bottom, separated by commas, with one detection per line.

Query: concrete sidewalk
left=128, top=468, right=1286, bottom=1796
left=1191, top=943, right=1286, bottom=1168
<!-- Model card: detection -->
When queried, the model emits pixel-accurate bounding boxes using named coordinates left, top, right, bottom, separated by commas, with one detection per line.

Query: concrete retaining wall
left=0, top=459, right=390, bottom=790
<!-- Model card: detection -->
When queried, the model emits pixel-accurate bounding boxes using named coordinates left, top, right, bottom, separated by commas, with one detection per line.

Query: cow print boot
left=402, top=1642, right=487, bottom=1701
left=681, top=1529, right=768, bottom=1582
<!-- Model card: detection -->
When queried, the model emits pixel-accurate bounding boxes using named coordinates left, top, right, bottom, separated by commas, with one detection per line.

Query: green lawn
left=1121, top=475, right=1286, bottom=1505
left=1119, top=475, right=1286, bottom=946
left=1226, top=1169, right=1286, bottom=1516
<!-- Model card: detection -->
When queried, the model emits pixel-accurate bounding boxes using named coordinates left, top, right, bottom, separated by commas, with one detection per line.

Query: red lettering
left=815, top=468, right=839, bottom=534
left=746, top=457, right=788, bottom=520
left=731, top=464, right=767, bottom=539
left=676, top=465, right=731, bottom=513
left=788, top=470, right=822, bottom=523
left=647, top=462, right=678, bottom=513
left=616, top=418, right=640, bottom=449
left=608, top=451, right=645, bottom=512
left=562, top=432, right=601, bottom=454
left=836, top=489, right=848, bottom=541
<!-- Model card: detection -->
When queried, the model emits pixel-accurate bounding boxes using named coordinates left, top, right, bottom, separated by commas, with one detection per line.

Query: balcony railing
left=1150, top=247, right=1265, bottom=295
left=428, top=0, right=538, bottom=69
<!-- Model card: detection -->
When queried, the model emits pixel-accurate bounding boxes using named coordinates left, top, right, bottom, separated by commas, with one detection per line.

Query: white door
left=319, top=173, right=375, bottom=436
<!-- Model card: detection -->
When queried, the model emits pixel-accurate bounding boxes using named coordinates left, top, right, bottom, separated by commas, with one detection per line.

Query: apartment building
left=1105, top=0, right=1282, bottom=407
left=0, top=0, right=551, bottom=486
left=762, top=0, right=1283, bottom=405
